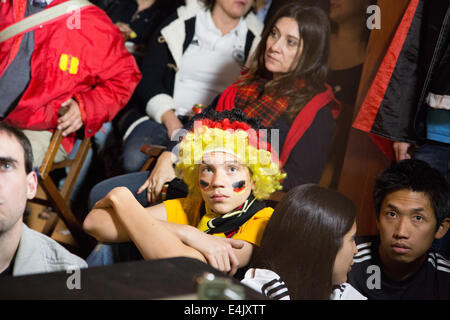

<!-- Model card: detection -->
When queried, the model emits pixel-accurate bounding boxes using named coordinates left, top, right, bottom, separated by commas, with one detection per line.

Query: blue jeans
left=121, top=115, right=190, bottom=173
left=414, top=143, right=450, bottom=183
left=86, top=242, right=142, bottom=267
left=58, top=122, right=113, bottom=208
left=121, top=119, right=170, bottom=173
left=414, top=142, right=450, bottom=257
left=88, top=171, right=150, bottom=210
left=86, top=171, right=151, bottom=267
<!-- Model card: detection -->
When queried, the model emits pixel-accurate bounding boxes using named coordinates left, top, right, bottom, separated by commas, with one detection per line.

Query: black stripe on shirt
left=266, top=283, right=288, bottom=297
left=261, top=278, right=281, bottom=293
left=271, top=290, right=290, bottom=300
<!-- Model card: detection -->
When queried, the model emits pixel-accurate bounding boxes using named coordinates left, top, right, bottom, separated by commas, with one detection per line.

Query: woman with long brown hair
left=128, top=3, right=340, bottom=204
left=242, top=184, right=366, bottom=300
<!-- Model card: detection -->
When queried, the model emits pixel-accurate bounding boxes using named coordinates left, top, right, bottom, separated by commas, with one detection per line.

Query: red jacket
left=0, top=0, right=141, bottom=152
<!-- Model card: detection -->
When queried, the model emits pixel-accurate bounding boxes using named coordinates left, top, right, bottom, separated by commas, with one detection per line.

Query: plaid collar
left=234, top=77, right=305, bottom=128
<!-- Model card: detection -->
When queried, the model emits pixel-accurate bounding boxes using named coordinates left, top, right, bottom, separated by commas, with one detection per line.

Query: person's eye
left=201, top=166, right=212, bottom=173
left=0, top=160, right=12, bottom=171
left=287, top=39, right=298, bottom=47
left=385, top=211, right=397, bottom=218
left=228, top=165, right=239, bottom=173
left=413, top=215, right=424, bottom=222
left=270, top=29, right=279, bottom=38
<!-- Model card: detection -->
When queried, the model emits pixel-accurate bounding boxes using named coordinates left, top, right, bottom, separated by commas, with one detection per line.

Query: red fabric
left=73, top=92, right=87, bottom=123
left=1, top=0, right=26, bottom=73
left=371, top=134, right=394, bottom=161
left=216, top=83, right=238, bottom=112
left=279, top=85, right=339, bottom=167
left=192, top=118, right=274, bottom=156
left=217, top=77, right=305, bottom=128
left=1, top=0, right=141, bottom=153
left=352, top=0, right=420, bottom=160
left=194, top=118, right=252, bottom=132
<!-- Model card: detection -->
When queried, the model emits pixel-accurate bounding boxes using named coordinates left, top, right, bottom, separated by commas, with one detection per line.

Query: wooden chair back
left=29, top=128, right=95, bottom=255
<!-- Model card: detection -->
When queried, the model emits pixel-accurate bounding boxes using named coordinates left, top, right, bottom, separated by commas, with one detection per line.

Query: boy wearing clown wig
left=83, top=109, right=285, bottom=275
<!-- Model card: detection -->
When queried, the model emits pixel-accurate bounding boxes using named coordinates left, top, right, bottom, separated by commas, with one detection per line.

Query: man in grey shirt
left=0, top=122, right=86, bottom=277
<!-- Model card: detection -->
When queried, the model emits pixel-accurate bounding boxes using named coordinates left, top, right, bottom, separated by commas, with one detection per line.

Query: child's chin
left=209, top=203, right=231, bottom=215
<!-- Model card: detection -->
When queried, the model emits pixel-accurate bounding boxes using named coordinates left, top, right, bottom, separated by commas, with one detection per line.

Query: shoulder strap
left=0, top=0, right=93, bottom=44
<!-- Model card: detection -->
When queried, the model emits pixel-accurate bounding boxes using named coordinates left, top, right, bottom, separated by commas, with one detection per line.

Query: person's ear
left=375, top=212, right=381, bottom=231
left=246, top=167, right=256, bottom=191
left=249, top=173, right=256, bottom=191
left=250, top=178, right=256, bottom=191
left=435, top=218, right=450, bottom=240
left=26, top=171, right=38, bottom=200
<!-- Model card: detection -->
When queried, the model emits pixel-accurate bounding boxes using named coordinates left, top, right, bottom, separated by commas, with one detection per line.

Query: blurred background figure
left=253, top=0, right=272, bottom=22
left=92, top=0, right=185, bottom=59
left=322, top=0, right=375, bottom=189
left=116, top=0, right=262, bottom=173
left=264, top=0, right=328, bottom=25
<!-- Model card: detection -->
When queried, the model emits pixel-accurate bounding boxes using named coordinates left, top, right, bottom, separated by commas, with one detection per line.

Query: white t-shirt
left=173, top=9, right=248, bottom=116
left=241, top=268, right=367, bottom=300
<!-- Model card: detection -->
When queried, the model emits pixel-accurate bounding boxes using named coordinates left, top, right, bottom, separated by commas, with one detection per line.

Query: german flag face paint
left=232, top=180, right=246, bottom=193
left=198, top=152, right=253, bottom=214
left=199, top=179, right=210, bottom=190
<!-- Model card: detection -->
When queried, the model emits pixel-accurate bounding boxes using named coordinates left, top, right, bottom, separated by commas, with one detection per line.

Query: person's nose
left=393, top=217, right=410, bottom=239
left=269, top=38, right=282, bottom=53
left=210, top=169, right=226, bottom=188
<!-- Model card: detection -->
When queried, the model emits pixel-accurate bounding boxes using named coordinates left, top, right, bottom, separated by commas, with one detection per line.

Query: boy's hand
left=182, top=226, right=245, bottom=276
left=137, top=151, right=176, bottom=203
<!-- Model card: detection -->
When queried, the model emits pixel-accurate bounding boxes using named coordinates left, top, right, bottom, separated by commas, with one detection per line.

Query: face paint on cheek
left=199, top=179, right=210, bottom=190
left=232, top=180, right=246, bottom=193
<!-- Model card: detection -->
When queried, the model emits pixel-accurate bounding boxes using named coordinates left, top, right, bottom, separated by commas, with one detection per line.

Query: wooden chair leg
left=35, top=135, right=95, bottom=256
left=60, top=138, right=92, bottom=200
left=139, top=144, right=167, bottom=172
left=41, top=138, right=91, bottom=236
left=39, top=175, right=95, bottom=255
left=41, top=210, right=59, bottom=236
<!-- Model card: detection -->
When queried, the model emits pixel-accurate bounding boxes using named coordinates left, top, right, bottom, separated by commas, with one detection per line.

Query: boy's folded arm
left=83, top=207, right=131, bottom=243
left=83, top=187, right=168, bottom=243
left=106, top=189, right=207, bottom=262
left=165, top=223, right=253, bottom=275
left=83, top=187, right=254, bottom=274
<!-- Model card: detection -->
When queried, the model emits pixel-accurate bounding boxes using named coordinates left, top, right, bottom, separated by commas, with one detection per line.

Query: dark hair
left=373, top=159, right=450, bottom=228
left=252, top=184, right=357, bottom=299
left=200, top=0, right=252, bottom=17
left=201, top=0, right=214, bottom=10
left=0, top=122, right=34, bottom=173
left=191, top=107, right=261, bottom=131
left=244, top=3, right=330, bottom=122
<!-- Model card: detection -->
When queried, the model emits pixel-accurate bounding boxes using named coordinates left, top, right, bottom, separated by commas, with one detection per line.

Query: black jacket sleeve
left=134, top=12, right=181, bottom=107
left=281, top=106, right=335, bottom=190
